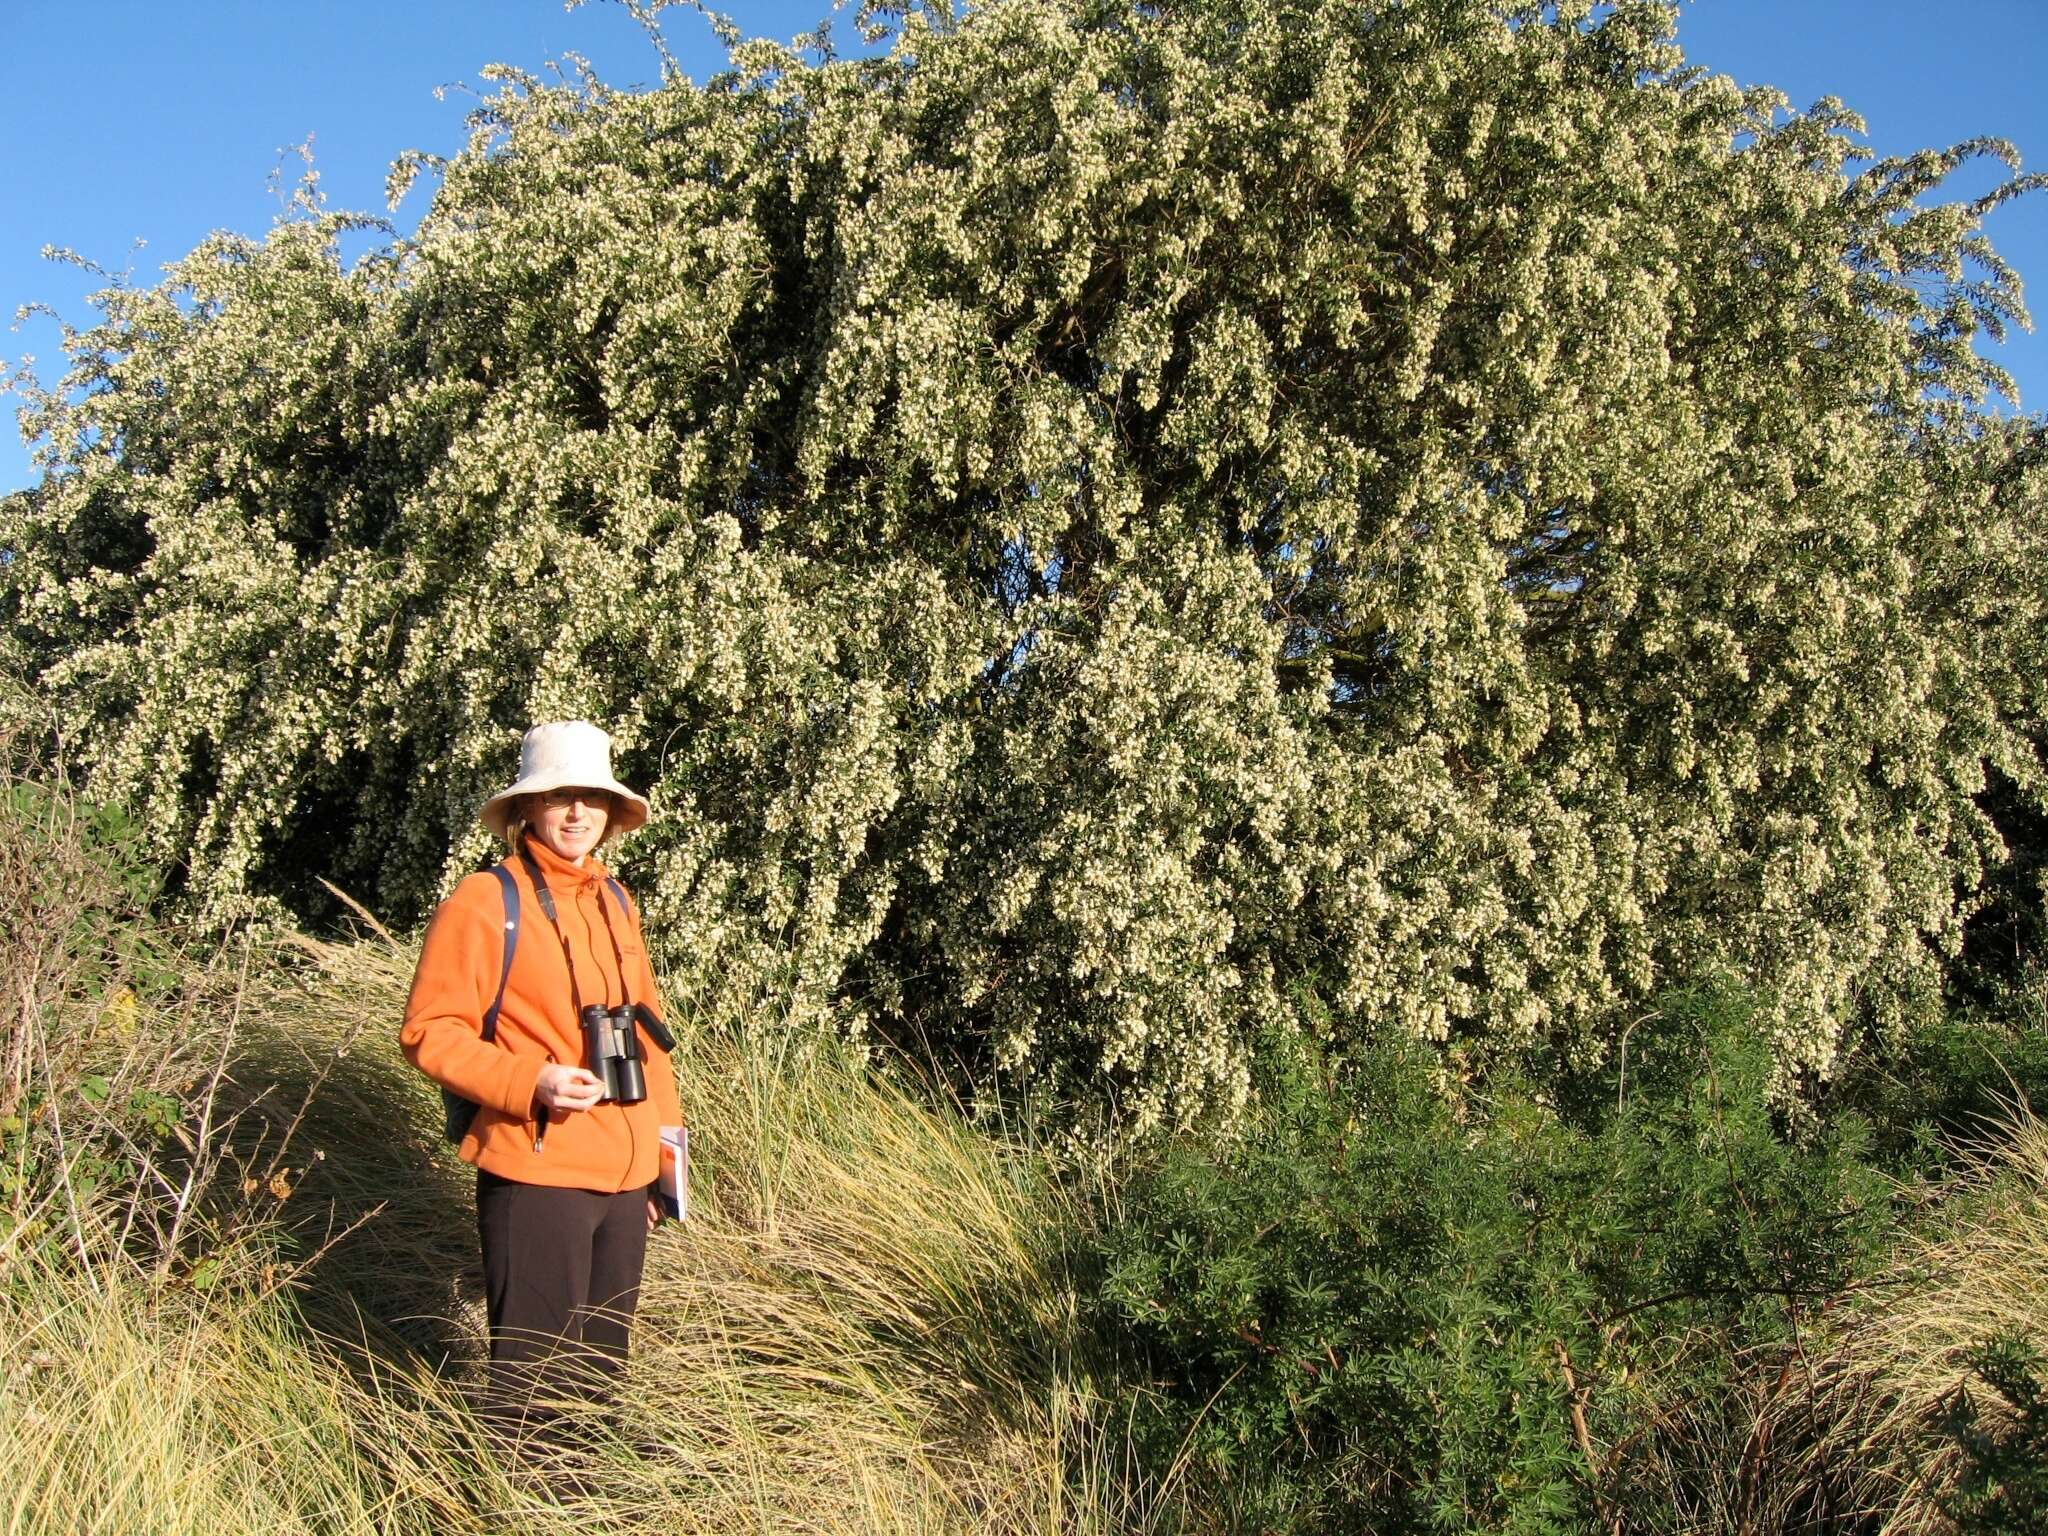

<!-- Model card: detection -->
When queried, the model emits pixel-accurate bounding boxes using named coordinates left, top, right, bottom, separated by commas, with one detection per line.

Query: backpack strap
left=481, top=863, right=521, bottom=1042
left=440, top=863, right=522, bottom=1145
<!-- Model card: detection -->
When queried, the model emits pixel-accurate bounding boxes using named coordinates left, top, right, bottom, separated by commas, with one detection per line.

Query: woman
left=401, top=720, right=682, bottom=1422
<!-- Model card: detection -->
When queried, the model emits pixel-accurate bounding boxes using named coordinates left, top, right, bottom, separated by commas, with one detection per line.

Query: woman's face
left=526, top=787, right=612, bottom=865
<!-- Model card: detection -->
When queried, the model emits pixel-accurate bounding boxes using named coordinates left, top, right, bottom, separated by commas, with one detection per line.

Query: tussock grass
left=1854, top=1110, right=2048, bottom=1413
left=0, top=1248, right=522, bottom=1536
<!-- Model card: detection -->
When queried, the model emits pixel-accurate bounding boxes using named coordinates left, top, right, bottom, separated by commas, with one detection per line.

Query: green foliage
left=1831, top=1000, right=2048, bottom=1179
left=0, top=765, right=202, bottom=1273
left=1082, top=986, right=1895, bottom=1531
left=5, top=0, right=2046, bottom=1131
left=1941, top=1331, right=2048, bottom=1534
left=1, top=781, right=174, bottom=987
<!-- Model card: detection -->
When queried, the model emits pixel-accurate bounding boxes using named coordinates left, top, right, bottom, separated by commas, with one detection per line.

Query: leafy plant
left=4, top=0, right=2044, bottom=1133
left=1082, top=987, right=1896, bottom=1532
left=1941, top=1331, right=2048, bottom=1533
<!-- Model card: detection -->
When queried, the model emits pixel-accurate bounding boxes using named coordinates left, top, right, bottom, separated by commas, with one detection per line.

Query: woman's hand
left=646, top=1194, right=662, bottom=1232
left=533, top=1062, right=606, bottom=1114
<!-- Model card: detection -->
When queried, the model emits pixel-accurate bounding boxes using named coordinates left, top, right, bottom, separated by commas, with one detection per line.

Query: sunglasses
left=539, top=788, right=613, bottom=812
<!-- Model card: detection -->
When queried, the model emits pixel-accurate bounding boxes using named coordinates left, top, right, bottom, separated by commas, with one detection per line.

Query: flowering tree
left=6, top=0, right=2044, bottom=1133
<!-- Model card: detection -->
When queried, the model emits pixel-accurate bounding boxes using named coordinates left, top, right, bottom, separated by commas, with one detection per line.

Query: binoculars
left=579, top=1001, right=678, bottom=1104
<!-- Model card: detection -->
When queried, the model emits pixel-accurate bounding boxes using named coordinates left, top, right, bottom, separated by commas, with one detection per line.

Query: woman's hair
left=500, top=792, right=619, bottom=854
left=501, top=805, right=532, bottom=856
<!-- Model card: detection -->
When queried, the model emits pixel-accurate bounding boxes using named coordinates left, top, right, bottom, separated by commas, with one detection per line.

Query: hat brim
left=480, top=774, right=650, bottom=840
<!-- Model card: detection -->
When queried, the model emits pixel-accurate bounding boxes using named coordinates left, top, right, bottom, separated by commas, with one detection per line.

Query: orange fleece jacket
left=400, top=836, right=683, bottom=1191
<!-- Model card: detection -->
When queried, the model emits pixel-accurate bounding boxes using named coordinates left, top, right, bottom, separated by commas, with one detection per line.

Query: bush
left=0, top=735, right=211, bottom=1278
left=1942, top=1332, right=2048, bottom=1534
left=1082, top=986, right=1896, bottom=1532
left=1833, top=1004, right=2048, bottom=1181
left=6, top=0, right=2046, bottom=1134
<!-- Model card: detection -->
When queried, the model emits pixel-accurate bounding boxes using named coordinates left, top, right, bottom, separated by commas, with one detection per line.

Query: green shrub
left=0, top=754, right=204, bottom=1272
left=1082, top=986, right=1896, bottom=1532
left=1941, top=1331, right=2048, bottom=1534
left=1832, top=1004, right=2048, bottom=1180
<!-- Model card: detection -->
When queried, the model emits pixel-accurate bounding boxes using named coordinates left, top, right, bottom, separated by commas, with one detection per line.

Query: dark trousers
left=476, top=1170, right=651, bottom=1425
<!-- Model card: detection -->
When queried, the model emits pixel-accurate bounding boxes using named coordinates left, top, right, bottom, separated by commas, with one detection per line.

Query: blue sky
left=4, top=1, right=2045, bottom=495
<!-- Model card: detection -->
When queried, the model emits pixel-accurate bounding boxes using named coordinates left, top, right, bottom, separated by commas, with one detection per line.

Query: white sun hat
left=479, top=720, right=651, bottom=840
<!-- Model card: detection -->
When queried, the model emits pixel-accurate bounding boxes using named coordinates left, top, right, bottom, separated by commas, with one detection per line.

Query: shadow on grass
left=215, top=938, right=489, bottom=1375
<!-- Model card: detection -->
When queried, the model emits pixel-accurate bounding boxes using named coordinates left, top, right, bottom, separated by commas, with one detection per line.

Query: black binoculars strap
left=512, top=850, right=675, bottom=1115
left=516, top=846, right=635, bottom=1015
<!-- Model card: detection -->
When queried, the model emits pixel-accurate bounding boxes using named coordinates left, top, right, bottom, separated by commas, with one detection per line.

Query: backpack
left=439, top=862, right=631, bottom=1145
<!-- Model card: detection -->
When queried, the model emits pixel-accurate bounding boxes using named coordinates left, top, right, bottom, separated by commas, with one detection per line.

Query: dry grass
left=0, top=747, right=1173, bottom=1534
left=1632, top=1094, right=2048, bottom=1536
left=1778, top=1105, right=2048, bottom=1535
left=0, top=1248, right=524, bottom=1536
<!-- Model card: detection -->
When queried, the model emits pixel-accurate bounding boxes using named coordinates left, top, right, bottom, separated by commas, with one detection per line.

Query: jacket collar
left=519, top=834, right=609, bottom=893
